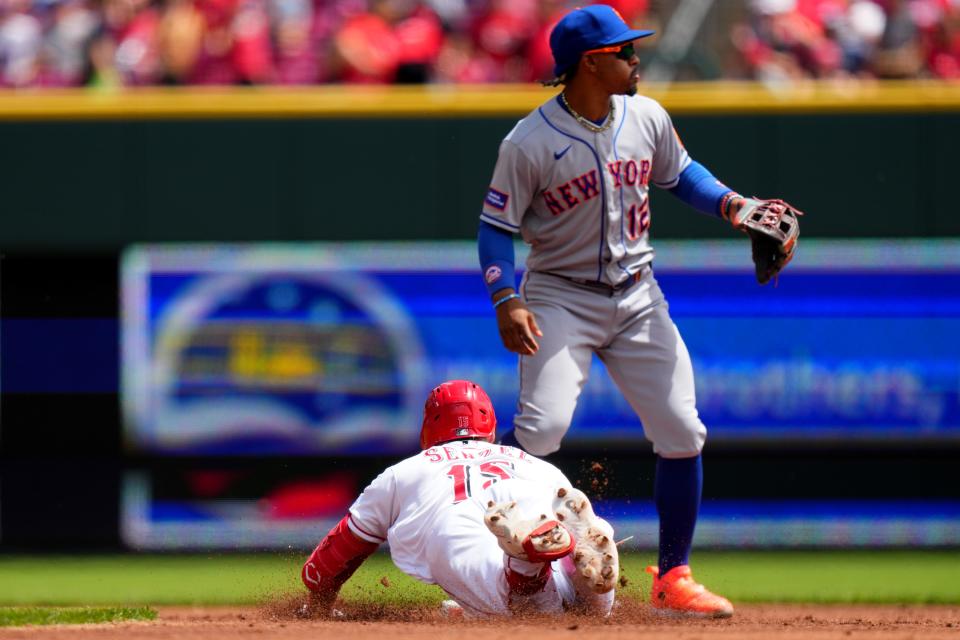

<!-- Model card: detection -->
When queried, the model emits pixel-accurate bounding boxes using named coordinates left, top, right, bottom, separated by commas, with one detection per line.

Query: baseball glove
left=729, top=197, right=804, bottom=285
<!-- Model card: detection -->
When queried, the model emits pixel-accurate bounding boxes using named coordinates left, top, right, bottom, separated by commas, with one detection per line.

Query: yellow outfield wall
left=0, top=80, right=959, bottom=120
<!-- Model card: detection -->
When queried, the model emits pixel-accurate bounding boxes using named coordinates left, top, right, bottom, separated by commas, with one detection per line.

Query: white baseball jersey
left=345, top=439, right=590, bottom=616
left=480, top=94, right=690, bottom=285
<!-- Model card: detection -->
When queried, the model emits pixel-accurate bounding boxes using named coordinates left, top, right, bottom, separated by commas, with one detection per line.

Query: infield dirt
left=0, top=601, right=958, bottom=639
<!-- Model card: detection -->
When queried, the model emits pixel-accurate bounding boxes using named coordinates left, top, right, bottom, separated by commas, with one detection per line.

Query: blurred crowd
left=735, top=0, right=960, bottom=81
left=1, top=0, right=958, bottom=87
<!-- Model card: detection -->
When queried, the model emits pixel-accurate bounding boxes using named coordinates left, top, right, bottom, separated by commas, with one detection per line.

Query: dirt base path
left=1, top=602, right=957, bottom=640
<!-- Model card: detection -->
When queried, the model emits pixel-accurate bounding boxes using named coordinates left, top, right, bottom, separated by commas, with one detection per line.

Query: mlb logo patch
left=485, top=188, right=509, bottom=211
left=484, top=265, right=502, bottom=284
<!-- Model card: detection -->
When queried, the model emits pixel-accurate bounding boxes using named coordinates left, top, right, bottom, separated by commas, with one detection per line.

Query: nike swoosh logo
left=554, top=145, right=571, bottom=160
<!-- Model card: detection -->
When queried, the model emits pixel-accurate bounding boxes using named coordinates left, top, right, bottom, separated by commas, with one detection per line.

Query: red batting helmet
left=420, top=380, right=497, bottom=449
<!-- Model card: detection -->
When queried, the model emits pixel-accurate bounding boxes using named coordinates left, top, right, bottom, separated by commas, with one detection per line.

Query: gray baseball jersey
left=481, top=94, right=690, bottom=285
left=480, top=94, right=707, bottom=457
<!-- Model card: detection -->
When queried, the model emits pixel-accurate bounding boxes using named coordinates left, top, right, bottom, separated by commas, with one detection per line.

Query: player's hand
left=296, top=589, right=339, bottom=619
left=495, top=296, right=542, bottom=355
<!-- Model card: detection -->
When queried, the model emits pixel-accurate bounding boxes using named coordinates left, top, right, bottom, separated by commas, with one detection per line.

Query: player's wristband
left=720, top=191, right=742, bottom=222
left=493, top=293, right=521, bottom=309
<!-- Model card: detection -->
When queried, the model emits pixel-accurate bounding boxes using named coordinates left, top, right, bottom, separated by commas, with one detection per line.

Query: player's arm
left=300, top=514, right=380, bottom=615
left=300, top=469, right=396, bottom=616
left=647, top=104, right=746, bottom=223
left=478, top=138, right=543, bottom=356
left=666, top=160, right=745, bottom=221
left=478, top=220, right=542, bottom=355
left=655, top=116, right=802, bottom=283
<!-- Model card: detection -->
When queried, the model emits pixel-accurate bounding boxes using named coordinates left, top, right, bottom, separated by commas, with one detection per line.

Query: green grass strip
left=0, top=554, right=304, bottom=606
left=0, top=606, right=156, bottom=627
left=618, top=551, right=960, bottom=605
left=0, top=551, right=957, bottom=606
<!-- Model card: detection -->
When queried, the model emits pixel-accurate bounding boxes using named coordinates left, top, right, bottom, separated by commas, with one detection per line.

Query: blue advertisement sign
left=121, top=240, right=960, bottom=455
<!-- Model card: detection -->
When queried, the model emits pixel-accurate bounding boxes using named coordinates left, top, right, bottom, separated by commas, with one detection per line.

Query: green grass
left=0, top=606, right=156, bottom=627
left=619, top=551, right=960, bottom=604
left=0, top=554, right=304, bottom=606
left=0, top=551, right=956, bottom=607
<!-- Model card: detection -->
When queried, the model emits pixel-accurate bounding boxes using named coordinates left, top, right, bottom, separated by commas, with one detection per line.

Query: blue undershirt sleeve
left=668, top=160, right=735, bottom=218
left=478, top=220, right=517, bottom=297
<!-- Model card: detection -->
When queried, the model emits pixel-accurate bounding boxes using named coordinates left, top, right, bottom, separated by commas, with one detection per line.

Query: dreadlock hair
left=540, top=60, right=579, bottom=87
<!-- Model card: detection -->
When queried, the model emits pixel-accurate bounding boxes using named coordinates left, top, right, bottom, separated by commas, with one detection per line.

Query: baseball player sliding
left=478, top=5, right=802, bottom=619
left=300, top=380, right=620, bottom=618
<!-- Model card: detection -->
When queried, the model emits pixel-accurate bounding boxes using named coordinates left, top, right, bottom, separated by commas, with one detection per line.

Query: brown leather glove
left=728, top=197, right=804, bottom=285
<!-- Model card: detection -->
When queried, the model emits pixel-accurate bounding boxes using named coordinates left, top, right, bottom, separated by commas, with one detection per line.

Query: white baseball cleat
left=553, top=487, right=619, bottom=594
left=484, top=500, right=575, bottom=562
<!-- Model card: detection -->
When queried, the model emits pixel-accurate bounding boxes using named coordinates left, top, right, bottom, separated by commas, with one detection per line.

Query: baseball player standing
left=300, top=380, right=620, bottom=618
left=478, top=4, right=801, bottom=619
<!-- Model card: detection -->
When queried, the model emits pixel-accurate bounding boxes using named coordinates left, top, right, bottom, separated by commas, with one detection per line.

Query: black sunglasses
left=583, top=42, right=636, bottom=61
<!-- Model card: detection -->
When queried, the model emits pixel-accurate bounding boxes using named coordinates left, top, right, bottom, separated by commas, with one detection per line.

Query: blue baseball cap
left=550, top=5, right=655, bottom=77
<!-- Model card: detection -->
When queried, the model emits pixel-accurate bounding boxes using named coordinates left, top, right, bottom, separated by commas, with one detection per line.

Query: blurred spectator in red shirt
left=232, top=0, right=273, bottom=82
left=393, top=1, right=443, bottom=81
left=470, top=0, right=535, bottom=81
left=330, top=10, right=400, bottom=82
left=524, top=0, right=564, bottom=82
left=185, top=0, right=273, bottom=84
left=434, top=31, right=497, bottom=82
left=100, top=0, right=163, bottom=84
left=927, top=1, right=960, bottom=77
left=329, top=0, right=441, bottom=83
left=734, top=0, right=844, bottom=81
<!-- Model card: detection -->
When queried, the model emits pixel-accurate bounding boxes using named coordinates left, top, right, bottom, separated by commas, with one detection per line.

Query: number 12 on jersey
left=447, top=461, right=515, bottom=503
left=627, top=198, right=651, bottom=240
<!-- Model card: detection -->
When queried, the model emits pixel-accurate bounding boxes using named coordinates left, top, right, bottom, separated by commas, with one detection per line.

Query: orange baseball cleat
left=646, top=565, right=734, bottom=618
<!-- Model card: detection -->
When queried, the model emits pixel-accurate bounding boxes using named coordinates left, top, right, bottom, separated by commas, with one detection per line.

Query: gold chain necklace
left=560, top=92, right=615, bottom=134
